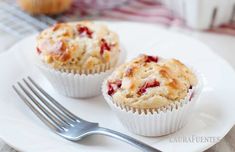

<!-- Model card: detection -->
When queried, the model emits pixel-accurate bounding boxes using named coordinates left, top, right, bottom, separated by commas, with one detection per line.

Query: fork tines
left=12, top=77, right=84, bottom=132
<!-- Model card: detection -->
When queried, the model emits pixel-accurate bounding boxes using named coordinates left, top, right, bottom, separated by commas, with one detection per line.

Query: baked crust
left=36, top=21, right=120, bottom=71
left=18, top=0, right=72, bottom=15
left=106, top=54, right=197, bottom=109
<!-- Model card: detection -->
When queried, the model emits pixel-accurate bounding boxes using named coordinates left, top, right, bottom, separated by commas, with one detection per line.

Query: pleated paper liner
left=102, top=70, right=203, bottom=136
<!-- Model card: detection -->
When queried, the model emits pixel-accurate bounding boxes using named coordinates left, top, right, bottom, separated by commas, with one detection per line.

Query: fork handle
left=93, top=127, right=161, bottom=152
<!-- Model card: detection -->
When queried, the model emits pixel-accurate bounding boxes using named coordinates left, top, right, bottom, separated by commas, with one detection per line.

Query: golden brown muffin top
left=105, top=54, right=197, bottom=109
left=36, top=21, right=120, bottom=71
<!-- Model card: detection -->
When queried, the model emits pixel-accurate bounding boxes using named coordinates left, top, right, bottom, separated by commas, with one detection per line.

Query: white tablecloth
left=0, top=27, right=234, bottom=152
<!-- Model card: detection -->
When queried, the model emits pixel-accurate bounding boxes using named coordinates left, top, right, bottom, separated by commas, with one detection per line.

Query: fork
left=12, top=77, right=160, bottom=152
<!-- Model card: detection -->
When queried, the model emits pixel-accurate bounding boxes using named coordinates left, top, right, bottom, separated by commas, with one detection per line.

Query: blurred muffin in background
left=18, top=0, right=72, bottom=15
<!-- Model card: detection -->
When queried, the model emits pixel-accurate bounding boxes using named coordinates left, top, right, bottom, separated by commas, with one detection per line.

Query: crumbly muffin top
left=36, top=21, right=120, bottom=70
left=105, top=54, right=197, bottom=109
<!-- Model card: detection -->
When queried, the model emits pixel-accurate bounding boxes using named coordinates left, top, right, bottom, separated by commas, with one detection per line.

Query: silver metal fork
left=12, top=77, right=160, bottom=152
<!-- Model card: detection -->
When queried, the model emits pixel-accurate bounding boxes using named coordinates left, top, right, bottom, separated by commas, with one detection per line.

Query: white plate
left=0, top=22, right=235, bottom=152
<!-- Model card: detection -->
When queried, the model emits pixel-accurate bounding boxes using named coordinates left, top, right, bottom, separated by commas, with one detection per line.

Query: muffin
left=18, top=0, right=72, bottom=15
left=102, top=54, right=201, bottom=136
left=36, top=21, right=121, bottom=98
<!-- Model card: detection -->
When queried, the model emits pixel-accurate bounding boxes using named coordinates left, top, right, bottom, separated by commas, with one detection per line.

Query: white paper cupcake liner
left=102, top=71, right=203, bottom=136
left=38, top=64, right=113, bottom=98
left=36, top=47, right=126, bottom=98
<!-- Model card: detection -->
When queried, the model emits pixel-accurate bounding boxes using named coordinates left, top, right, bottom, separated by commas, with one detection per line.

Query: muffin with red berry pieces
left=102, top=54, right=202, bottom=136
left=36, top=21, right=122, bottom=98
